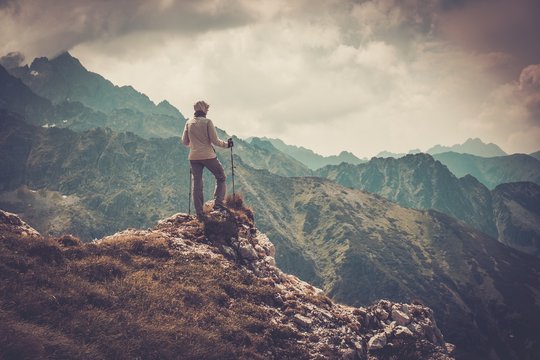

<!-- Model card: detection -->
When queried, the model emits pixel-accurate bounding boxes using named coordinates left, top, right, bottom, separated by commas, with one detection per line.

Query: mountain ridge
left=426, top=138, right=507, bottom=157
left=316, top=153, right=497, bottom=237
left=432, top=151, right=540, bottom=189
left=250, top=137, right=366, bottom=170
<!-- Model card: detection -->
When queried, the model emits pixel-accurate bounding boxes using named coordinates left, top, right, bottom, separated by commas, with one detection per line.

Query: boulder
left=391, top=308, right=411, bottom=326
left=367, top=332, right=387, bottom=350
left=395, top=325, right=414, bottom=337
left=239, top=242, right=259, bottom=260
left=293, top=314, right=313, bottom=329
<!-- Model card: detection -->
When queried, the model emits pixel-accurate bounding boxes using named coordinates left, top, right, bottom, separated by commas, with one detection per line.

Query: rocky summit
left=0, top=207, right=454, bottom=360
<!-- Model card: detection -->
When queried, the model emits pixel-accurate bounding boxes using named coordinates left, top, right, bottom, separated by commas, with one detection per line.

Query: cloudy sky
left=1, top=0, right=539, bottom=157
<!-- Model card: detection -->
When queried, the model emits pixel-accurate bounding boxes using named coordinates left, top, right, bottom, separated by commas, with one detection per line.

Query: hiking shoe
left=196, top=213, right=206, bottom=222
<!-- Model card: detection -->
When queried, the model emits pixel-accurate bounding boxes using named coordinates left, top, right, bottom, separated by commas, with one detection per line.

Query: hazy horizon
left=1, top=0, right=539, bottom=157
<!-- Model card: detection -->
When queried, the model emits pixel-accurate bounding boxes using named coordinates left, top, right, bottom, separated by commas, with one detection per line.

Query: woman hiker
left=182, top=100, right=233, bottom=220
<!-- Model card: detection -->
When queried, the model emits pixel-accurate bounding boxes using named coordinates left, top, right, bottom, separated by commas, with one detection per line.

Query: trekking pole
left=188, top=166, right=192, bottom=215
left=230, top=142, right=236, bottom=204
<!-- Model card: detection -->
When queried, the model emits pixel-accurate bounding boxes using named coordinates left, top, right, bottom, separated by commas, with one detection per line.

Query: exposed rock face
left=0, top=210, right=41, bottom=238
left=0, top=209, right=454, bottom=359
left=316, top=154, right=497, bottom=237
left=492, top=182, right=540, bottom=257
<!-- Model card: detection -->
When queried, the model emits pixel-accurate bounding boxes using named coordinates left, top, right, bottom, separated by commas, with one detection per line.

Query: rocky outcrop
left=151, top=208, right=454, bottom=359
left=0, top=210, right=41, bottom=239
left=0, top=208, right=454, bottom=359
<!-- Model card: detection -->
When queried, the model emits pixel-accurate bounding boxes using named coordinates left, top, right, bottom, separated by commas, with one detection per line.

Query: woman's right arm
left=207, top=120, right=228, bottom=148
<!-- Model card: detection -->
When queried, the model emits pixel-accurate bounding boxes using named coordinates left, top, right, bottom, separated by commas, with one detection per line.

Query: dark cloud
left=0, top=0, right=18, bottom=10
left=0, top=51, right=24, bottom=69
left=0, top=0, right=257, bottom=58
left=436, top=0, right=540, bottom=78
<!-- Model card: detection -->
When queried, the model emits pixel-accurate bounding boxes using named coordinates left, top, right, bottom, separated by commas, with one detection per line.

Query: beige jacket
left=182, top=117, right=228, bottom=160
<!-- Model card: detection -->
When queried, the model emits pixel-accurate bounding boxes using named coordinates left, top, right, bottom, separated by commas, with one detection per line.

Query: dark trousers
left=190, top=158, right=226, bottom=216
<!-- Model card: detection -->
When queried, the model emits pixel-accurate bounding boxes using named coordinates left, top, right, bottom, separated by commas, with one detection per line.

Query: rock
left=219, top=245, right=237, bottom=259
left=0, top=210, right=23, bottom=226
left=256, top=233, right=275, bottom=257
left=0, top=210, right=41, bottom=238
left=395, top=325, right=414, bottom=337
left=264, top=255, right=276, bottom=267
left=293, top=314, right=313, bottom=329
left=376, top=308, right=389, bottom=321
left=353, top=341, right=364, bottom=353
left=391, top=309, right=411, bottom=326
left=353, top=308, right=368, bottom=322
left=340, top=348, right=359, bottom=359
left=384, top=321, right=396, bottom=335
left=401, top=304, right=411, bottom=315
left=239, top=242, right=259, bottom=260
left=367, top=332, right=387, bottom=350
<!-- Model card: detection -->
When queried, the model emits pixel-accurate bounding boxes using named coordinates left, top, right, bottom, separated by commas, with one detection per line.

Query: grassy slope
left=0, top=220, right=307, bottom=360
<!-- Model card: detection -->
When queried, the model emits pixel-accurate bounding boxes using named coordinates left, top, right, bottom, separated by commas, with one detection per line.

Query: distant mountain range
left=376, top=138, right=507, bottom=159
left=316, top=154, right=540, bottom=257
left=432, top=152, right=540, bottom=189
left=375, top=149, right=422, bottom=158
left=246, top=136, right=540, bottom=191
left=248, top=137, right=366, bottom=170
left=316, top=154, right=497, bottom=236
left=427, top=138, right=507, bottom=157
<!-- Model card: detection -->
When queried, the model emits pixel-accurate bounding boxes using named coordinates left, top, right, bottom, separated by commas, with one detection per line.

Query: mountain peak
left=427, top=138, right=506, bottom=157
left=51, top=51, right=86, bottom=71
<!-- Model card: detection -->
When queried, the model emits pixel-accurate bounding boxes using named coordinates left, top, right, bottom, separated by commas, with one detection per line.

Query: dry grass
left=0, top=229, right=310, bottom=360
left=225, top=193, right=254, bottom=225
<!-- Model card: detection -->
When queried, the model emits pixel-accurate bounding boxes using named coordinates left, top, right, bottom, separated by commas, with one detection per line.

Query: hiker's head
left=194, top=100, right=210, bottom=117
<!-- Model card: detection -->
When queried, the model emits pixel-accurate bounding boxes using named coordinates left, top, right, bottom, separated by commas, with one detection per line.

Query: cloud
left=0, top=0, right=256, bottom=60
left=437, top=0, right=540, bottom=78
left=469, top=65, right=540, bottom=153
left=2, top=0, right=539, bottom=155
left=519, top=64, right=540, bottom=121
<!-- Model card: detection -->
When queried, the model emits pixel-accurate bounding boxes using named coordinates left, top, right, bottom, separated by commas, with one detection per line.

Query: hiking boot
left=196, top=213, right=206, bottom=222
